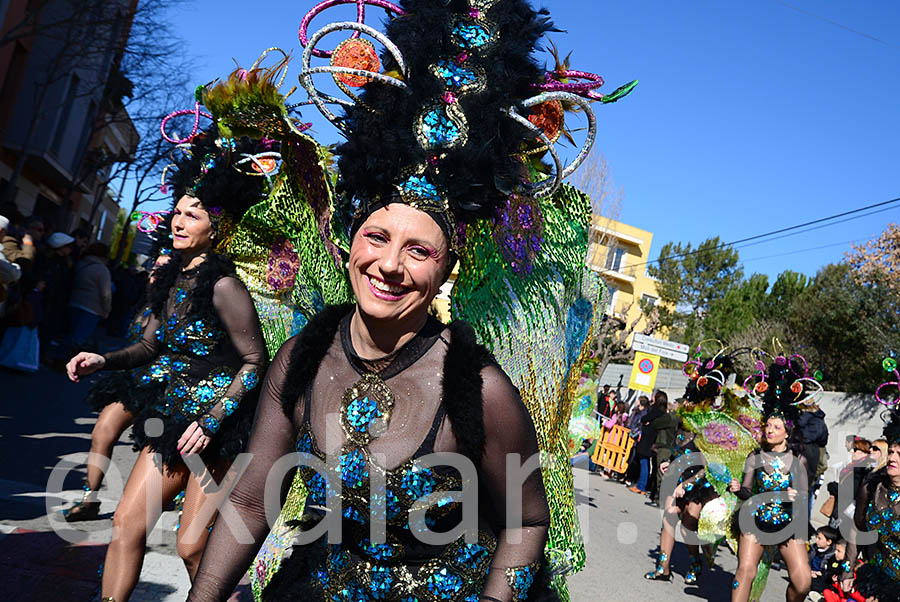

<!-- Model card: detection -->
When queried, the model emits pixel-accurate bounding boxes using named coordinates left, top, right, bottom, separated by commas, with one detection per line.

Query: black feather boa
left=336, top=0, right=554, bottom=222
left=148, top=250, right=236, bottom=327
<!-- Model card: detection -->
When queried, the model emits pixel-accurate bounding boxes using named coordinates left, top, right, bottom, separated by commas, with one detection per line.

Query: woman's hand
left=178, top=421, right=211, bottom=456
left=674, top=483, right=685, bottom=498
left=66, top=352, right=105, bottom=382
left=728, top=479, right=741, bottom=493
left=659, top=461, right=670, bottom=475
left=786, top=487, right=798, bottom=502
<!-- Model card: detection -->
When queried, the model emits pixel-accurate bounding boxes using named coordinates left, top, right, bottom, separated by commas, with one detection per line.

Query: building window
left=51, top=74, right=80, bottom=155
left=606, top=285, right=618, bottom=313
left=641, top=294, right=658, bottom=307
left=605, top=246, right=626, bottom=272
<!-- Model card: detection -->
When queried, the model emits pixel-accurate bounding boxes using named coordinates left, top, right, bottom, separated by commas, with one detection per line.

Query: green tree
left=761, top=270, right=808, bottom=320
left=786, top=263, right=891, bottom=392
left=648, top=236, right=743, bottom=342
left=705, top=273, right=769, bottom=341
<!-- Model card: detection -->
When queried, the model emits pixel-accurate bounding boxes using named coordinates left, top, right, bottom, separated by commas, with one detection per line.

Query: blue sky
left=165, top=0, right=900, bottom=282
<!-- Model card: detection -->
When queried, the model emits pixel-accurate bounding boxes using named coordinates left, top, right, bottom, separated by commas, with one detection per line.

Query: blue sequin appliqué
left=340, top=448, right=369, bottom=489
left=401, top=464, right=435, bottom=500
left=399, top=174, right=444, bottom=203
left=240, top=371, right=259, bottom=390
left=452, top=20, right=492, bottom=49
left=346, top=396, right=381, bottom=434
left=433, top=59, right=477, bottom=89
left=421, top=106, right=464, bottom=147
left=425, top=567, right=464, bottom=599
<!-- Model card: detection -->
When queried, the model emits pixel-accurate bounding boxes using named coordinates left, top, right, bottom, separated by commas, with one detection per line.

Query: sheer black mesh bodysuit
left=102, top=267, right=266, bottom=467
left=188, top=312, right=550, bottom=602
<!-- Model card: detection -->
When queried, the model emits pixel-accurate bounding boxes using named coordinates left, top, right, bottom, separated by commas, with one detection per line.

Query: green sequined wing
left=452, top=184, right=606, bottom=594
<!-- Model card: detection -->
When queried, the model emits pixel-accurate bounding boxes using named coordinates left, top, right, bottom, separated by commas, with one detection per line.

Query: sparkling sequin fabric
left=862, top=478, right=900, bottom=583
left=452, top=184, right=604, bottom=587
left=186, top=311, right=550, bottom=602
left=103, top=264, right=267, bottom=467
left=734, top=450, right=807, bottom=536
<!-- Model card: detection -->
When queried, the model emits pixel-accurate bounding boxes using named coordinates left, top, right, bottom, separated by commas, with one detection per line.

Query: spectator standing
left=39, top=232, right=75, bottom=361
left=623, top=395, right=649, bottom=485
left=64, top=243, right=111, bottom=353
left=629, top=391, right=666, bottom=494
left=825, top=438, right=872, bottom=530
left=597, top=384, right=611, bottom=416
left=0, top=215, right=24, bottom=316
left=648, top=393, right=678, bottom=503
left=797, top=404, right=830, bottom=514
left=870, top=439, right=888, bottom=471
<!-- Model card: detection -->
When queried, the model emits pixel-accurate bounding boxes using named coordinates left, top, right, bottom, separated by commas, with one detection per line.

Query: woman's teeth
left=369, top=276, right=406, bottom=294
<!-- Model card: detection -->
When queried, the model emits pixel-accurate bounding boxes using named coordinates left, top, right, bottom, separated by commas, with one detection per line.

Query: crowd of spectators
left=0, top=207, right=148, bottom=371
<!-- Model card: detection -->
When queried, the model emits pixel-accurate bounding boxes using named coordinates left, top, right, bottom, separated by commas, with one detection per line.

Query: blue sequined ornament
left=200, top=414, right=220, bottom=434
left=425, top=567, right=464, bottom=599
left=241, top=371, right=259, bottom=390
left=401, top=464, right=435, bottom=500
left=451, top=20, right=492, bottom=49
left=346, top=396, right=381, bottom=434
left=340, top=448, right=369, bottom=489
left=221, top=397, right=238, bottom=417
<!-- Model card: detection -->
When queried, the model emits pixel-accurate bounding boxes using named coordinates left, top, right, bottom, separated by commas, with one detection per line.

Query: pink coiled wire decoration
left=876, top=357, right=899, bottom=407
left=299, top=0, right=406, bottom=57
left=131, top=210, right=171, bottom=233
left=160, top=102, right=214, bottom=144
left=531, top=70, right=606, bottom=100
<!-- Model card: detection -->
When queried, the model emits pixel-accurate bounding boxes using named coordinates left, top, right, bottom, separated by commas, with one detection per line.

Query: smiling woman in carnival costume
left=728, top=352, right=821, bottom=602
left=66, top=129, right=277, bottom=602
left=184, top=0, right=635, bottom=600
left=844, top=357, right=900, bottom=602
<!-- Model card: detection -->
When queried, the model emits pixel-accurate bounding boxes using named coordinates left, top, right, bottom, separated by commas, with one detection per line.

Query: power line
left=740, top=237, right=868, bottom=265
left=773, top=0, right=900, bottom=52
left=613, top=195, right=900, bottom=276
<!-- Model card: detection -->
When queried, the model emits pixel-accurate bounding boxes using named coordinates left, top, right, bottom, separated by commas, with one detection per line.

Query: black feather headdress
left=166, top=126, right=279, bottom=220
left=297, top=0, right=636, bottom=253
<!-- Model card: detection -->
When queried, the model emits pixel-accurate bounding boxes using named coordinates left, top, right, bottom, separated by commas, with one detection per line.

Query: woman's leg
left=101, top=448, right=187, bottom=601
left=645, top=495, right=678, bottom=580
left=64, top=403, right=135, bottom=521
left=176, top=460, right=232, bottom=579
left=731, top=533, right=764, bottom=602
left=681, top=501, right=704, bottom=583
left=779, top=538, right=812, bottom=602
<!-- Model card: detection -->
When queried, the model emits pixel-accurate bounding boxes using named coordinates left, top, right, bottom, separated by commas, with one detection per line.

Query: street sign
left=629, top=352, right=659, bottom=393
left=632, top=334, right=689, bottom=362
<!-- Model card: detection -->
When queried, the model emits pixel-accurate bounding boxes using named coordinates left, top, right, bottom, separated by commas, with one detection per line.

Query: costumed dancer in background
left=728, top=353, right=818, bottom=602
left=185, top=0, right=634, bottom=600
left=66, top=130, right=271, bottom=602
left=644, top=346, right=748, bottom=586
left=844, top=357, right=900, bottom=602
left=161, top=54, right=356, bottom=597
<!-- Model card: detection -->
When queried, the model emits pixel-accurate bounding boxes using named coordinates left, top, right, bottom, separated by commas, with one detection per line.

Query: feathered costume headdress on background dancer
left=293, top=0, right=636, bottom=596
left=877, top=355, right=900, bottom=442
left=156, top=51, right=353, bottom=359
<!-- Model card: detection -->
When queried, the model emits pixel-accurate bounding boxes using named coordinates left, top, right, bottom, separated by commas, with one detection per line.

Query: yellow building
left=586, top=216, right=663, bottom=341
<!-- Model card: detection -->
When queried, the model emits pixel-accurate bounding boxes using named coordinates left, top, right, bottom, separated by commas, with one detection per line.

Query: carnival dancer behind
left=843, top=357, right=900, bottom=602
left=184, top=0, right=637, bottom=598
left=644, top=349, right=740, bottom=586
left=729, top=355, right=813, bottom=602
left=60, top=252, right=170, bottom=522
left=66, top=130, right=270, bottom=602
